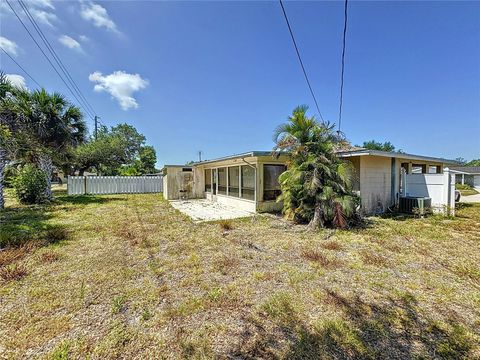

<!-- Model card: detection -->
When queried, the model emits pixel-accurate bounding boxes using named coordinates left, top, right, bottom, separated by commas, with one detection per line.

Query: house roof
left=336, top=149, right=459, bottom=165
left=192, top=151, right=280, bottom=166
left=450, top=166, right=480, bottom=175
left=190, top=149, right=459, bottom=167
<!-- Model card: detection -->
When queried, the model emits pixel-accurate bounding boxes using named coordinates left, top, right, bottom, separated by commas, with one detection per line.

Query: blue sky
left=1, top=1, right=479, bottom=166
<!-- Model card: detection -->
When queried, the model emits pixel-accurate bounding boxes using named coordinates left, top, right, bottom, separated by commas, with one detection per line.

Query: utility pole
left=198, top=150, right=202, bottom=162
left=94, top=116, right=99, bottom=140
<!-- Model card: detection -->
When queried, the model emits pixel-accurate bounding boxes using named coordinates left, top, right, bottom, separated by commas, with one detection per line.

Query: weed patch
left=0, top=263, right=28, bottom=282
left=301, top=248, right=342, bottom=268
left=320, top=240, right=344, bottom=251
left=360, top=249, right=389, bottom=267
left=218, top=219, right=234, bottom=231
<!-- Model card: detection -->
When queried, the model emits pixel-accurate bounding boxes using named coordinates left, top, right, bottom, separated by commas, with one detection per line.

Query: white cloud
left=0, top=36, right=19, bottom=56
left=1, top=0, right=56, bottom=27
left=30, top=8, right=57, bottom=27
left=6, top=74, right=27, bottom=89
left=89, top=71, right=148, bottom=110
left=79, top=35, right=89, bottom=42
left=28, top=0, right=55, bottom=10
left=81, top=2, right=118, bottom=32
left=59, top=35, right=82, bottom=50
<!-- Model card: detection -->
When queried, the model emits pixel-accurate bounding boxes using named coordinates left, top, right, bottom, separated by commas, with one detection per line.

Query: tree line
left=0, top=73, right=157, bottom=208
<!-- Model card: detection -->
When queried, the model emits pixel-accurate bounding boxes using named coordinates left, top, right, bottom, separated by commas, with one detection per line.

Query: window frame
left=263, top=164, right=286, bottom=201
left=204, top=165, right=256, bottom=202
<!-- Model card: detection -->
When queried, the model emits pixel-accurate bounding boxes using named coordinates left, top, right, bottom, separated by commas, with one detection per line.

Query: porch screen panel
left=218, top=168, right=227, bottom=195
left=263, top=165, right=286, bottom=201
left=205, top=169, right=211, bottom=192
left=412, top=164, right=426, bottom=174
left=241, top=166, right=255, bottom=200
left=428, top=165, right=441, bottom=174
left=228, top=167, right=240, bottom=197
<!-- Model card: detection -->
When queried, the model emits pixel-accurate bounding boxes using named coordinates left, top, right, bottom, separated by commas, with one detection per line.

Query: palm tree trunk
left=0, top=147, right=6, bottom=210
left=308, top=203, right=324, bottom=230
left=38, top=153, right=53, bottom=201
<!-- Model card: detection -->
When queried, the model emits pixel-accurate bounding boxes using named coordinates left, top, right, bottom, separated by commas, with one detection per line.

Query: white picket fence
left=67, top=176, right=163, bottom=195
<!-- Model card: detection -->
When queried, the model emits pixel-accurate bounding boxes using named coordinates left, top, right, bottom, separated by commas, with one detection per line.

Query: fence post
left=443, top=167, right=454, bottom=216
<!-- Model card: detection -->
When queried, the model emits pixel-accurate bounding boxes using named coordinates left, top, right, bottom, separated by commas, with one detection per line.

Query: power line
left=338, top=0, right=349, bottom=133
left=0, top=46, right=42, bottom=88
left=17, top=0, right=97, bottom=119
left=5, top=0, right=95, bottom=120
left=279, top=0, right=324, bottom=122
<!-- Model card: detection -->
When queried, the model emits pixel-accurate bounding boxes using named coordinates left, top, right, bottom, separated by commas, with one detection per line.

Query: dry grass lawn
left=1, top=186, right=479, bottom=359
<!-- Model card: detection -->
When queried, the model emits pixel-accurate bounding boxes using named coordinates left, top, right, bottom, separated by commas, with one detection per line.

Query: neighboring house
left=162, top=149, right=458, bottom=214
left=451, top=166, right=480, bottom=190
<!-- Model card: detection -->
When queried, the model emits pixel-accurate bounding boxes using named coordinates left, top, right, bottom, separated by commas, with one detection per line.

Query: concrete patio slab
left=460, top=193, right=480, bottom=203
left=169, top=199, right=254, bottom=222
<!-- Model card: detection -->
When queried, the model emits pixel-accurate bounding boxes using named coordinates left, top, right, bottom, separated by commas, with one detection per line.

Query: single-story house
left=162, top=149, right=458, bottom=214
left=451, top=166, right=480, bottom=190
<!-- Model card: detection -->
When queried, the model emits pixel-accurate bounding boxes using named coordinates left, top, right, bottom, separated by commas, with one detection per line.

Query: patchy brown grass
left=301, top=248, right=342, bottom=268
left=320, top=240, right=344, bottom=251
left=1, top=187, right=479, bottom=359
left=0, top=242, right=35, bottom=267
left=359, top=249, right=390, bottom=267
left=39, top=250, right=60, bottom=264
left=0, top=263, right=28, bottom=282
left=213, top=254, right=239, bottom=275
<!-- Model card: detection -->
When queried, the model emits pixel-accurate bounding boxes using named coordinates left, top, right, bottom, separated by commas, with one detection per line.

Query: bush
left=2, top=165, right=19, bottom=188
left=456, top=184, right=473, bottom=190
left=13, top=165, right=49, bottom=204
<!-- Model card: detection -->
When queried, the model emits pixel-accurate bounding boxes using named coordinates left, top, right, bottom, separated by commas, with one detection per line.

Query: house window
left=228, top=166, right=240, bottom=197
left=218, top=168, right=227, bottom=195
left=263, top=164, right=286, bottom=201
left=401, top=162, right=409, bottom=174
left=205, top=169, right=211, bottom=192
left=241, top=165, right=255, bottom=200
left=428, top=165, right=441, bottom=174
left=411, top=164, right=426, bottom=174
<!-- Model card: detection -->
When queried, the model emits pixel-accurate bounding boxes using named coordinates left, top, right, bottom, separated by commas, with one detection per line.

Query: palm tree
left=22, top=89, right=86, bottom=200
left=273, top=105, right=358, bottom=229
left=1, top=85, right=87, bottom=202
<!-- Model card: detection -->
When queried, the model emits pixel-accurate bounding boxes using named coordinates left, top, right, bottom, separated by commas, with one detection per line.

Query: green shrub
left=13, top=165, right=49, bottom=204
left=2, top=165, right=19, bottom=188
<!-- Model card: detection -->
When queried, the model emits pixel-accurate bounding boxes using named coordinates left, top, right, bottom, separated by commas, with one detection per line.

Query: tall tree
left=136, top=145, right=157, bottom=174
left=465, top=159, right=480, bottom=167
left=73, top=123, right=147, bottom=175
left=361, top=140, right=397, bottom=152
left=273, top=105, right=358, bottom=229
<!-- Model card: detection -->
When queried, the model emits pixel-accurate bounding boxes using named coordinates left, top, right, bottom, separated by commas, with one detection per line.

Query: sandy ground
left=169, top=199, right=253, bottom=221
left=460, top=193, right=480, bottom=203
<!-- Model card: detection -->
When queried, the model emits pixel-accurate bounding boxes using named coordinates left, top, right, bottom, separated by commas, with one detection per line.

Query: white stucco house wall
left=162, top=149, right=458, bottom=215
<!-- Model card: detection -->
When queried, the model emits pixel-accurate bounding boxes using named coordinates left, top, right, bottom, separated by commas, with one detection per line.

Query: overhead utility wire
left=0, top=46, right=42, bottom=88
left=337, top=0, right=349, bottom=133
left=17, top=0, right=97, bottom=119
left=5, top=0, right=95, bottom=119
left=279, top=0, right=324, bottom=122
